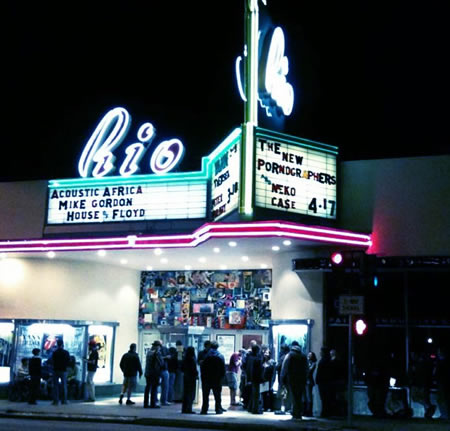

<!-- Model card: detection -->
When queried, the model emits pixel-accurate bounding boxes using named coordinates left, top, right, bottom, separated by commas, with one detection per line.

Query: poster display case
left=216, top=334, right=235, bottom=364
left=269, top=319, right=313, bottom=391
left=1, top=319, right=117, bottom=385
left=0, top=321, right=14, bottom=383
left=88, top=324, right=115, bottom=383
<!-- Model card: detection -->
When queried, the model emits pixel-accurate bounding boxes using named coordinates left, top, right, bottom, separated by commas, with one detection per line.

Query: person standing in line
left=304, top=351, right=317, bottom=417
left=85, top=342, right=99, bottom=402
left=276, top=344, right=291, bottom=413
left=226, top=351, right=242, bottom=407
left=159, top=340, right=171, bottom=406
left=246, top=343, right=263, bottom=414
left=315, top=346, right=333, bottom=418
left=365, top=348, right=390, bottom=418
left=330, top=348, right=347, bottom=416
left=119, top=343, right=143, bottom=405
left=51, top=338, right=71, bottom=405
left=144, top=340, right=163, bottom=408
left=261, top=346, right=276, bottom=412
left=174, top=340, right=185, bottom=402
left=167, top=346, right=178, bottom=403
left=238, top=348, right=248, bottom=407
left=28, top=348, right=42, bottom=405
left=181, top=346, right=198, bottom=414
left=198, top=340, right=211, bottom=367
left=281, top=341, right=308, bottom=421
left=200, top=340, right=226, bottom=415
left=241, top=341, right=257, bottom=410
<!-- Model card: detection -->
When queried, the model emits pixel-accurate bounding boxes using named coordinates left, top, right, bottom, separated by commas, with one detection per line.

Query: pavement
left=0, top=395, right=449, bottom=431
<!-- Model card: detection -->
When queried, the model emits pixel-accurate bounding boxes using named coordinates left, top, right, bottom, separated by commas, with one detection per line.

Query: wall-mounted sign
left=78, top=107, right=185, bottom=178
left=339, top=295, right=364, bottom=315
left=254, top=130, right=337, bottom=219
left=47, top=180, right=206, bottom=224
left=211, top=140, right=241, bottom=221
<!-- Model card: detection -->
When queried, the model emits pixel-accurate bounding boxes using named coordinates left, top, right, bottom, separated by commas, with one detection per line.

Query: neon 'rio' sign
left=236, top=26, right=294, bottom=117
left=78, top=107, right=185, bottom=178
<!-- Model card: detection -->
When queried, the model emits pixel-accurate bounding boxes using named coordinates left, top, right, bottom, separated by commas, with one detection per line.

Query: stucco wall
left=0, top=180, right=47, bottom=240
left=0, top=257, right=140, bottom=383
left=271, top=251, right=324, bottom=357
left=340, top=155, right=450, bottom=256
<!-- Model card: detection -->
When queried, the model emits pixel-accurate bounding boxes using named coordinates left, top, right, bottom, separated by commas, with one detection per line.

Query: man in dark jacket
left=144, top=340, right=164, bottom=408
left=246, top=344, right=263, bottom=414
left=51, top=338, right=71, bottom=405
left=315, top=346, right=333, bottom=417
left=281, top=341, right=307, bottom=420
left=200, top=340, right=226, bottom=414
left=119, top=343, right=143, bottom=405
left=28, top=348, right=42, bottom=405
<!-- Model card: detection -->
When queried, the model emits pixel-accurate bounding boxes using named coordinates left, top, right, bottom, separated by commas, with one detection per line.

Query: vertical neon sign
left=240, top=0, right=260, bottom=217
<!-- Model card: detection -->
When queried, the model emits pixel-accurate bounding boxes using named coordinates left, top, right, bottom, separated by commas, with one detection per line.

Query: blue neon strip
left=49, top=128, right=242, bottom=189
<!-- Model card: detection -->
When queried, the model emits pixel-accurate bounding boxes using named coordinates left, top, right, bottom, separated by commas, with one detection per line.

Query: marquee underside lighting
left=0, top=221, right=371, bottom=253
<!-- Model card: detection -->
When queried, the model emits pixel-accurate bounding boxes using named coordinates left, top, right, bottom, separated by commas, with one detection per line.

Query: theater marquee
left=47, top=180, right=207, bottom=224
left=254, top=129, right=337, bottom=219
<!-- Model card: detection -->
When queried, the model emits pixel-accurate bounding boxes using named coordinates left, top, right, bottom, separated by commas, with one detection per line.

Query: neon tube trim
left=0, top=221, right=371, bottom=253
left=50, top=127, right=242, bottom=189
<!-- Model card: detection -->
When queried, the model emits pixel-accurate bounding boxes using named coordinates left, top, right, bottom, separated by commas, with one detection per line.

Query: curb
left=0, top=410, right=340, bottom=431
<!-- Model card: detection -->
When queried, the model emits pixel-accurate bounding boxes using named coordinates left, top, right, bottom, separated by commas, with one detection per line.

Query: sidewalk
left=0, top=395, right=448, bottom=431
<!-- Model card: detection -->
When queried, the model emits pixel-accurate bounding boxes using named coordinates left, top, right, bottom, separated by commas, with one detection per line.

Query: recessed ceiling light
left=220, top=264, right=228, bottom=270
left=241, top=256, right=249, bottom=262
left=146, top=265, right=153, bottom=271
left=120, top=259, right=128, bottom=265
left=283, top=240, right=292, bottom=246
left=154, top=248, right=162, bottom=255
left=213, top=247, right=220, bottom=253
left=272, top=245, right=280, bottom=251
left=185, top=265, right=192, bottom=270
left=97, top=250, right=106, bottom=257
left=198, top=257, right=206, bottom=263
left=228, top=241, right=237, bottom=247
left=260, top=263, right=268, bottom=269
left=160, top=258, right=168, bottom=264
left=47, top=251, right=56, bottom=259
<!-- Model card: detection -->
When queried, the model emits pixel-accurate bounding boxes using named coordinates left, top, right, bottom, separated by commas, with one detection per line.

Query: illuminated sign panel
left=254, top=130, right=337, bottom=219
left=47, top=180, right=207, bottom=224
left=211, top=140, right=241, bottom=221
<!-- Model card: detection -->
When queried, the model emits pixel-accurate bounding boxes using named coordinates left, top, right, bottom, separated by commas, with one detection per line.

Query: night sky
left=4, top=1, right=449, bottom=182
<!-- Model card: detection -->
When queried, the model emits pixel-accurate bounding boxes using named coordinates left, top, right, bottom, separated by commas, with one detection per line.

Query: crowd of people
left=10, top=337, right=450, bottom=422
left=117, top=338, right=312, bottom=419
left=10, top=339, right=99, bottom=405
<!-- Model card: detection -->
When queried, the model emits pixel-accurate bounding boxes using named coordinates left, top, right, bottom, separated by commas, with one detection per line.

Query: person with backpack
left=144, top=340, right=164, bottom=408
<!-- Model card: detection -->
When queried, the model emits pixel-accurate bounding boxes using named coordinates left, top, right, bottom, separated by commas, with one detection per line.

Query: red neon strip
left=0, top=221, right=371, bottom=253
